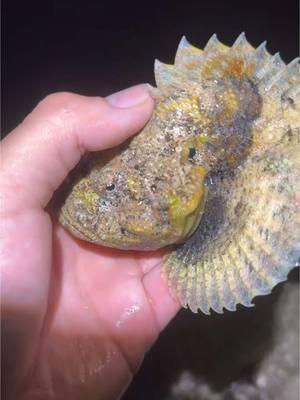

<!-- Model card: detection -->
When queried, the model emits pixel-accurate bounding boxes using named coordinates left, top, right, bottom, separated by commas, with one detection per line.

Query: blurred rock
left=254, top=278, right=299, bottom=400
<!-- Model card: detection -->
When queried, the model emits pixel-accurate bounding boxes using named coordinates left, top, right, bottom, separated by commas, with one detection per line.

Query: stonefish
left=59, top=33, right=300, bottom=314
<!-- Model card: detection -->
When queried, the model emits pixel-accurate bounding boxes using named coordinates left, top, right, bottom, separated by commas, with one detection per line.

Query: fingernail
left=106, top=84, right=150, bottom=108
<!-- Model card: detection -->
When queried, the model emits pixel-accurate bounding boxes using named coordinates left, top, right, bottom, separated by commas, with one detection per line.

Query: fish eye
left=105, top=183, right=115, bottom=191
left=188, top=147, right=196, bottom=160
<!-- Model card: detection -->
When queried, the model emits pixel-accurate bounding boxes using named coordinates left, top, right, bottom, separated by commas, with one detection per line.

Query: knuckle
left=39, top=91, right=79, bottom=110
left=35, top=92, right=84, bottom=128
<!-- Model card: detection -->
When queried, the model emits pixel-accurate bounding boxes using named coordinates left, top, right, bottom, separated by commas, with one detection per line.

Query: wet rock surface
left=123, top=269, right=299, bottom=400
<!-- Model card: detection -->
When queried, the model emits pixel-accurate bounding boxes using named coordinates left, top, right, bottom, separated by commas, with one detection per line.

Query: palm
left=18, top=218, right=172, bottom=400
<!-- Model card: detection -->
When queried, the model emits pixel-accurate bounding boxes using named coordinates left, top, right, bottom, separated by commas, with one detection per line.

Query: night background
left=2, top=0, right=299, bottom=399
left=2, top=0, right=299, bottom=136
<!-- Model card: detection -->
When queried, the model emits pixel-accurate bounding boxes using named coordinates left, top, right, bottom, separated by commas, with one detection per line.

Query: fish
left=59, top=33, right=300, bottom=313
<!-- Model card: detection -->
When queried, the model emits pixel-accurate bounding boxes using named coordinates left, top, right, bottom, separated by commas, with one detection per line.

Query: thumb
left=1, top=85, right=154, bottom=211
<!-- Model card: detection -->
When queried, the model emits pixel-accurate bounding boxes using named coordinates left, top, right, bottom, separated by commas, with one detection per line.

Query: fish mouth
left=58, top=207, right=98, bottom=244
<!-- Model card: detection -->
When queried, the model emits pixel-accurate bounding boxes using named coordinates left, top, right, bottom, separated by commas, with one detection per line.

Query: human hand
left=1, top=85, right=180, bottom=400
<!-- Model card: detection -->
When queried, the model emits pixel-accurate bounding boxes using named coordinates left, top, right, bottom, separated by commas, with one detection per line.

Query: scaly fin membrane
left=160, top=33, right=300, bottom=313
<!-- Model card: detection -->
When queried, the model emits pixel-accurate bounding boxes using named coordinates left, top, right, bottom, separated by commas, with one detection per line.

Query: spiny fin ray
left=158, top=33, right=300, bottom=313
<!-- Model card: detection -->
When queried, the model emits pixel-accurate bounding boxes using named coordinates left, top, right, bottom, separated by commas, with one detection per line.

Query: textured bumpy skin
left=59, top=33, right=300, bottom=313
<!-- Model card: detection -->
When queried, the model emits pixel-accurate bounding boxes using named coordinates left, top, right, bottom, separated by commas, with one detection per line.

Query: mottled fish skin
left=59, top=33, right=300, bottom=313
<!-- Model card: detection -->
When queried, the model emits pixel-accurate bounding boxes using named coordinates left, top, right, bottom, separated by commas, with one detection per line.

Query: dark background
left=2, top=0, right=299, bottom=137
left=2, top=1, right=299, bottom=399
